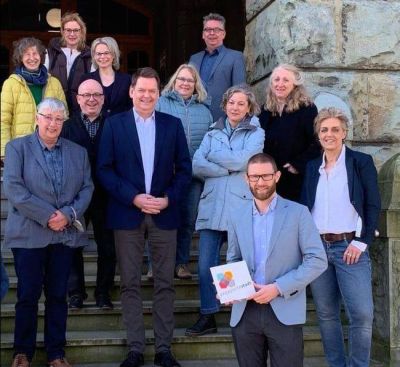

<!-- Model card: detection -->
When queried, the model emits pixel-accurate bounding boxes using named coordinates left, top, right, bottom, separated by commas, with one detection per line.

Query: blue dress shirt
left=253, top=195, right=277, bottom=285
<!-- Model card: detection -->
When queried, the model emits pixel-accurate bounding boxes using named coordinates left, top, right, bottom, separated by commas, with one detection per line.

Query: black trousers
left=231, top=302, right=304, bottom=367
left=68, top=197, right=116, bottom=298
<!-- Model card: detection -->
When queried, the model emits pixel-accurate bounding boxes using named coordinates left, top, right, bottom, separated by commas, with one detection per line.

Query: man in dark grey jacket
left=189, top=13, right=246, bottom=121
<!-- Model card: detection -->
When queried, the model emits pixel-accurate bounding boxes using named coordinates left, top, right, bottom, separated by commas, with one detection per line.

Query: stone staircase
left=0, top=173, right=384, bottom=367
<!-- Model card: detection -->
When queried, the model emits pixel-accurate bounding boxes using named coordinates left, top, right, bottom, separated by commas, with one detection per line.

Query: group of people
left=0, top=10, right=381, bottom=367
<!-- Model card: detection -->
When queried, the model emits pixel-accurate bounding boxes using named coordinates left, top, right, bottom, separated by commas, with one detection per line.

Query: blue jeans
left=12, top=244, right=74, bottom=361
left=198, top=229, right=226, bottom=314
left=311, top=240, right=373, bottom=367
left=176, top=178, right=203, bottom=265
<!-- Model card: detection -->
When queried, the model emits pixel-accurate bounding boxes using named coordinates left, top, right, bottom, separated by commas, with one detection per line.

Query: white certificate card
left=210, top=261, right=255, bottom=304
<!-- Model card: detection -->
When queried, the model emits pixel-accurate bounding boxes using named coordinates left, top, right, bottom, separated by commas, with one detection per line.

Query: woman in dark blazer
left=3, top=98, right=93, bottom=367
left=301, top=107, right=381, bottom=367
left=80, top=36, right=132, bottom=118
left=259, top=63, right=320, bottom=201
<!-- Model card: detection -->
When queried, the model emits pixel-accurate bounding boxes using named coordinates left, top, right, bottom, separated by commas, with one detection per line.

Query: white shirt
left=133, top=109, right=156, bottom=194
left=44, top=48, right=80, bottom=77
left=312, top=145, right=366, bottom=251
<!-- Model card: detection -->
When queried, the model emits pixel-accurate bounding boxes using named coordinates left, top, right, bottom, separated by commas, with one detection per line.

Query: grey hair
left=162, top=64, right=208, bottom=102
left=314, top=107, right=349, bottom=135
left=37, top=98, right=68, bottom=120
left=12, top=37, right=46, bottom=67
left=91, top=36, right=121, bottom=70
left=203, top=13, right=226, bottom=29
left=221, top=84, right=261, bottom=117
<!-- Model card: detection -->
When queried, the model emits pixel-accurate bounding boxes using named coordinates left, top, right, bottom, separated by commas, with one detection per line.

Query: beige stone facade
left=244, top=1, right=400, bottom=363
left=245, top=0, right=400, bottom=170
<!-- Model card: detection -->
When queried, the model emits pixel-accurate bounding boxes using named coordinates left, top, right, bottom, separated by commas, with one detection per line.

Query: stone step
left=2, top=275, right=202, bottom=304
left=76, top=361, right=240, bottom=367
left=2, top=250, right=220, bottom=277
left=71, top=357, right=385, bottom=367
left=75, top=361, right=240, bottom=367
left=0, top=300, right=232, bottom=333
left=0, top=216, right=203, bottom=250
left=0, top=298, right=335, bottom=334
left=0, top=326, right=327, bottom=365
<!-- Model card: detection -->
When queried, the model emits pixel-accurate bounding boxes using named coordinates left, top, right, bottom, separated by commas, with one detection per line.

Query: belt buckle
left=321, top=233, right=331, bottom=243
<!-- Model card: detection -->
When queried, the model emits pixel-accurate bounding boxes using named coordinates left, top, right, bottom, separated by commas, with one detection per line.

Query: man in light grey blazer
left=3, top=98, right=93, bottom=367
left=227, top=153, right=327, bottom=367
left=189, top=13, right=246, bottom=121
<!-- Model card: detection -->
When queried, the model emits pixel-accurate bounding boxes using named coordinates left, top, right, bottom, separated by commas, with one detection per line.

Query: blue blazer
left=96, top=110, right=192, bottom=230
left=228, top=195, right=327, bottom=326
left=189, top=45, right=246, bottom=120
left=3, top=133, right=94, bottom=249
left=301, top=146, right=381, bottom=246
left=80, top=70, right=133, bottom=118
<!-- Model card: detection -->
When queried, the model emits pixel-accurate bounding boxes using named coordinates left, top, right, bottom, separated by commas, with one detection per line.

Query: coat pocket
left=196, top=184, right=215, bottom=221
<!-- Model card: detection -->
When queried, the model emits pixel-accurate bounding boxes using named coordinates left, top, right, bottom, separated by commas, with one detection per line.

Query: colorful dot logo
left=217, top=271, right=235, bottom=289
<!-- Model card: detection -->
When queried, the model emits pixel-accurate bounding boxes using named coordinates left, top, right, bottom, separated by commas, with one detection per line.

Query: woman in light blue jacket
left=155, top=64, right=213, bottom=279
left=185, top=84, right=265, bottom=336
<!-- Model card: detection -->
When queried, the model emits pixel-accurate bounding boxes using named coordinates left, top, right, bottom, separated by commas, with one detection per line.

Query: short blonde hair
left=221, top=84, right=261, bottom=117
left=162, top=64, right=208, bottom=103
left=91, top=37, right=121, bottom=70
left=265, top=63, right=312, bottom=115
left=61, top=12, right=87, bottom=51
left=314, top=107, right=349, bottom=135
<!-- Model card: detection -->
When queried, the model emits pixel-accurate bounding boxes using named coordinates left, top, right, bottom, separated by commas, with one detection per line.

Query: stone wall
left=245, top=1, right=400, bottom=363
left=245, top=0, right=400, bottom=170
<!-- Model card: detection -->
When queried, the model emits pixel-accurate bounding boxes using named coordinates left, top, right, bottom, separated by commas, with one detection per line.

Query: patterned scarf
left=14, top=64, right=48, bottom=86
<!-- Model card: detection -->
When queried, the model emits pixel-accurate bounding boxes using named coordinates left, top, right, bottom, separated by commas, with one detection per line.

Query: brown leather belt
left=320, top=232, right=355, bottom=243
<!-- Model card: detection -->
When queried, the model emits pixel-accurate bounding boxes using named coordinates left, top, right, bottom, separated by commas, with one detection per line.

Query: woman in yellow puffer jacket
left=1, top=37, right=66, bottom=158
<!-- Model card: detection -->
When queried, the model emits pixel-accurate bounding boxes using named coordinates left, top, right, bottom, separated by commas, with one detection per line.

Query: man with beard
left=226, top=153, right=327, bottom=367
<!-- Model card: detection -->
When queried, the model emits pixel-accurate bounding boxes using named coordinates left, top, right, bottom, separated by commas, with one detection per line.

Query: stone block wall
left=245, top=0, right=400, bottom=170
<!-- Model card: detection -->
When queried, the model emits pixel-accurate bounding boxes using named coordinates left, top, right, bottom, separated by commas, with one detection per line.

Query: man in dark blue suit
left=189, top=13, right=246, bottom=121
left=97, top=67, right=191, bottom=367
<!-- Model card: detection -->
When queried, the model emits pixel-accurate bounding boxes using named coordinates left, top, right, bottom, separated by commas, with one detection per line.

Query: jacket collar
left=212, top=115, right=257, bottom=131
left=162, top=90, right=212, bottom=107
left=49, top=37, right=91, bottom=57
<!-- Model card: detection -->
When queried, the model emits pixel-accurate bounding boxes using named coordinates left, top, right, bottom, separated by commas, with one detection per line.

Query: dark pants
left=12, top=244, right=74, bottom=361
left=175, top=178, right=203, bottom=265
left=231, top=302, right=304, bottom=367
left=68, top=198, right=116, bottom=298
left=114, top=215, right=177, bottom=354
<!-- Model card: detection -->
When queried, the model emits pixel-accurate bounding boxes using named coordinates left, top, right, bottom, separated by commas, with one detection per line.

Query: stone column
left=371, top=153, right=400, bottom=365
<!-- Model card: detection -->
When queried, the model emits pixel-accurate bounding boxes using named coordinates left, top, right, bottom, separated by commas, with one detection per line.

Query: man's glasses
left=203, top=27, right=225, bottom=34
left=176, top=76, right=195, bottom=84
left=37, top=113, right=65, bottom=125
left=247, top=173, right=275, bottom=182
left=77, top=93, right=104, bottom=100
left=64, top=28, right=81, bottom=34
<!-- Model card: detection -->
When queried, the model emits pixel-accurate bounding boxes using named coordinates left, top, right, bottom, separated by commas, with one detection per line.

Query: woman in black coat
left=259, top=63, right=320, bottom=201
left=80, top=36, right=132, bottom=118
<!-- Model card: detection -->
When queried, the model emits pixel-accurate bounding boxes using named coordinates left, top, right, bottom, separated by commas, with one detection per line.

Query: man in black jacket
left=61, top=78, right=115, bottom=309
